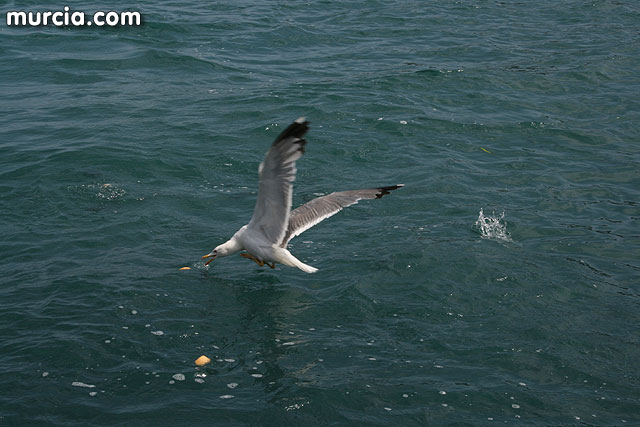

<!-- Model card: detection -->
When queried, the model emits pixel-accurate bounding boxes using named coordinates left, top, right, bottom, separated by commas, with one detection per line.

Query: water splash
left=96, top=183, right=126, bottom=200
left=68, top=183, right=126, bottom=201
left=475, top=209, right=512, bottom=242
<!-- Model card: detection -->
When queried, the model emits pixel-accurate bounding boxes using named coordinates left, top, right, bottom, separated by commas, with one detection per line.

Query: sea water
left=1, top=1, right=639, bottom=425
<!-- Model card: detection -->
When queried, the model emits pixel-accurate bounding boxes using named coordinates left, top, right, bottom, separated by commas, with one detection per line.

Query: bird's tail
left=277, top=248, right=318, bottom=273
left=294, top=260, right=319, bottom=274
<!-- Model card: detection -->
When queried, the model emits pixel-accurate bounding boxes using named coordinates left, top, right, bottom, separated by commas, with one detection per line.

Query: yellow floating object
left=480, top=147, right=492, bottom=153
left=195, top=355, right=211, bottom=366
left=179, top=267, right=191, bottom=270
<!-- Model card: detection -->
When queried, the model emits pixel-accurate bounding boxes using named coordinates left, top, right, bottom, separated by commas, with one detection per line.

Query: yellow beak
left=202, top=253, right=217, bottom=266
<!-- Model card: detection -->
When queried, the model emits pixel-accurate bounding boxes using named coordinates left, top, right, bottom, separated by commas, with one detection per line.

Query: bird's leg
left=240, top=253, right=257, bottom=262
left=267, top=262, right=275, bottom=269
left=241, top=252, right=265, bottom=267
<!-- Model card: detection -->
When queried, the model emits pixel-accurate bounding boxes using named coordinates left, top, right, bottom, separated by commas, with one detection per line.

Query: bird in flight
left=201, top=117, right=403, bottom=273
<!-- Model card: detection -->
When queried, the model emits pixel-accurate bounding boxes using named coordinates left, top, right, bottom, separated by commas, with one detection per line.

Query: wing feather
left=280, top=184, right=403, bottom=247
left=247, top=117, right=309, bottom=244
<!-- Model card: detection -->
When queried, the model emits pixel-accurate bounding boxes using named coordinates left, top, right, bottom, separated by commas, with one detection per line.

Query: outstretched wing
left=247, top=117, right=309, bottom=245
left=280, top=184, right=404, bottom=247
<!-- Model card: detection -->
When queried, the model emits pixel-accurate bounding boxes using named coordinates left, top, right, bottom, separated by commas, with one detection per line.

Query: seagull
left=201, top=117, right=403, bottom=273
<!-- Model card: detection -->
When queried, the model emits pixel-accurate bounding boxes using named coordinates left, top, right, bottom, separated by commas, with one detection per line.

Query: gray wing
left=247, top=117, right=309, bottom=245
left=280, top=184, right=404, bottom=247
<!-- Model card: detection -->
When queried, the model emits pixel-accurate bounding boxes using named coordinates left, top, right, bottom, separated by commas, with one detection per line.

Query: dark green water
left=1, top=1, right=639, bottom=425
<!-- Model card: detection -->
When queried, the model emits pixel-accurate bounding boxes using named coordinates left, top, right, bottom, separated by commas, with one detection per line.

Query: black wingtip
left=273, top=117, right=310, bottom=145
left=375, top=184, right=404, bottom=199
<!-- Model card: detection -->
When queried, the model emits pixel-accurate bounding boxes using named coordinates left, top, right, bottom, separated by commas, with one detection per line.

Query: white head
left=201, top=236, right=242, bottom=266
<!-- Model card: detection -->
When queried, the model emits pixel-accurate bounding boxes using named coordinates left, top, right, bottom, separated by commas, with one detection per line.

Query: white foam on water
left=285, top=402, right=308, bottom=411
left=96, top=183, right=126, bottom=200
left=72, top=381, right=96, bottom=388
left=475, top=208, right=512, bottom=242
left=172, top=373, right=185, bottom=381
